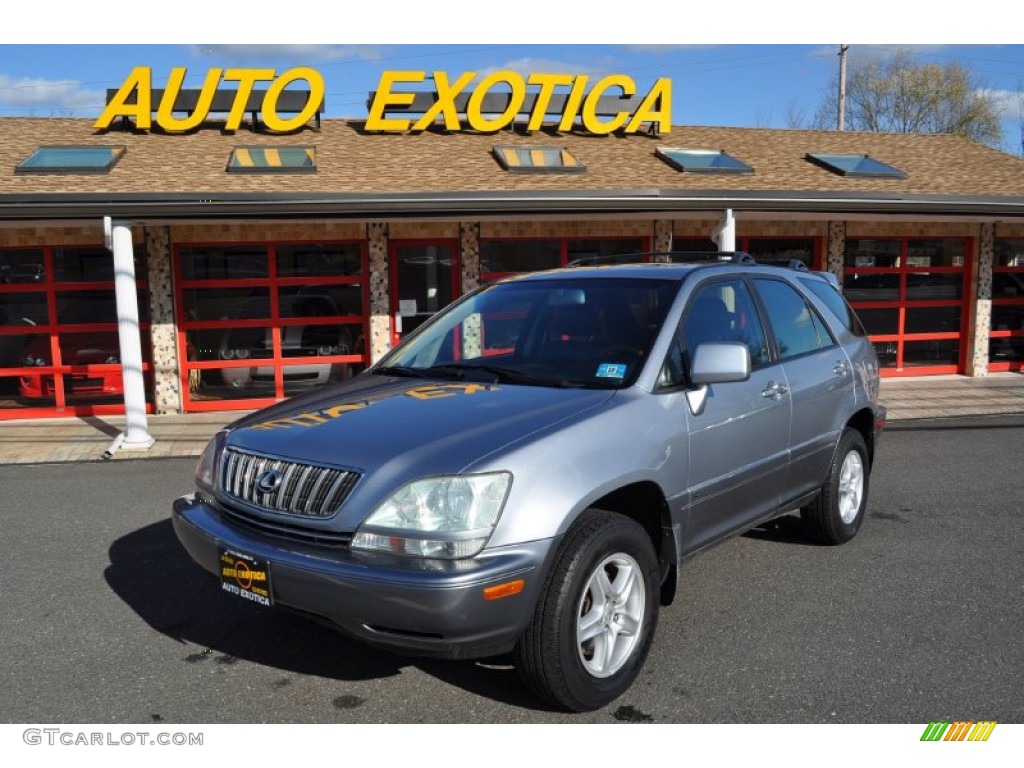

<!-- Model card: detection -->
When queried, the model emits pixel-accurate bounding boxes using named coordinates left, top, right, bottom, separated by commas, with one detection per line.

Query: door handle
left=832, top=361, right=850, bottom=376
left=762, top=381, right=789, bottom=399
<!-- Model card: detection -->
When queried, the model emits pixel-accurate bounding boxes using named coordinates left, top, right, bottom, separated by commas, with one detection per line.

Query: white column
left=711, top=209, right=736, bottom=252
left=107, top=217, right=154, bottom=450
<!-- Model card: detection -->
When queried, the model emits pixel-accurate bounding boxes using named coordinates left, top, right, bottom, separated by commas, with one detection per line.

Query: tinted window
left=660, top=280, right=769, bottom=387
left=799, top=277, right=867, bottom=337
left=755, top=279, right=833, bottom=360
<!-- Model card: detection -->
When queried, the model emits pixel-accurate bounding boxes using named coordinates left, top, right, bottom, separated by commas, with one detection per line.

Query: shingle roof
left=1, top=117, right=1022, bottom=208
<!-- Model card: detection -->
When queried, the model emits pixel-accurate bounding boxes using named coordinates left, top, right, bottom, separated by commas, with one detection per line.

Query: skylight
left=655, top=148, right=753, bottom=174
left=806, top=153, right=907, bottom=179
left=492, top=146, right=585, bottom=173
left=16, top=146, right=126, bottom=174
left=227, top=146, right=317, bottom=173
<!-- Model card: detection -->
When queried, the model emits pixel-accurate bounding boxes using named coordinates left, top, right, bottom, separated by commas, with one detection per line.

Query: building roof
left=1, top=118, right=1023, bottom=220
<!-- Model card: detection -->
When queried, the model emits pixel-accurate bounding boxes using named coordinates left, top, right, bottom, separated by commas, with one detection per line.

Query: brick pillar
left=367, top=223, right=391, bottom=364
left=827, top=221, right=845, bottom=283
left=144, top=226, right=182, bottom=414
left=966, top=223, right=994, bottom=377
left=653, top=220, right=673, bottom=261
left=460, top=222, right=481, bottom=294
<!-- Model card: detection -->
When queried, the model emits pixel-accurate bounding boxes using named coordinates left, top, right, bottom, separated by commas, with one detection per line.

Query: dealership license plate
left=218, top=547, right=273, bottom=607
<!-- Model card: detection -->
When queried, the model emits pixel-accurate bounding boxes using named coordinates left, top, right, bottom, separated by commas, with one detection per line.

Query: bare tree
left=813, top=48, right=1003, bottom=146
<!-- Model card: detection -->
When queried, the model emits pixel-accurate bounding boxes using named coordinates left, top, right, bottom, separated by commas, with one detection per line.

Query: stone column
left=367, top=223, right=391, bottom=364
left=966, top=223, right=994, bottom=377
left=460, top=221, right=481, bottom=294
left=144, top=226, right=182, bottom=414
left=652, top=220, right=673, bottom=261
left=827, top=221, right=845, bottom=284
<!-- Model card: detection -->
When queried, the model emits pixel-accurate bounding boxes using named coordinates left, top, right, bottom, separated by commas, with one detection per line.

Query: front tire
left=801, top=428, right=870, bottom=545
left=514, top=510, right=659, bottom=712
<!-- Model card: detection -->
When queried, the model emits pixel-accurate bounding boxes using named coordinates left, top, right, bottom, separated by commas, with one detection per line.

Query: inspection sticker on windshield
left=596, top=363, right=627, bottom=379
left=219, top=547, right=273, bottom=607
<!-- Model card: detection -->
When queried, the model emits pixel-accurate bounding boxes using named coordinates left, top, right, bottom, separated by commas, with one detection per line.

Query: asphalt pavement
left=1, top=418, right=1021, bottom=724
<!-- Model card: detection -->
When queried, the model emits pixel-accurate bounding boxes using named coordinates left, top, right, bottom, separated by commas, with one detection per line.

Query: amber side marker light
left=483, top=580, right=525, bottom=601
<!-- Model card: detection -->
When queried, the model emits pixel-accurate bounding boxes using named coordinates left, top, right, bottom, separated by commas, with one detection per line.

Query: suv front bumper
left=172, top=494, right=556, bottom=659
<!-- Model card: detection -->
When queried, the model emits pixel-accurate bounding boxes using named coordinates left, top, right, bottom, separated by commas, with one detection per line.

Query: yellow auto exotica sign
left=94, top=67, right=672, bottom=135
left=366, top=71, right=671, bottom=134
left=95, top=67, right=325, bottom=133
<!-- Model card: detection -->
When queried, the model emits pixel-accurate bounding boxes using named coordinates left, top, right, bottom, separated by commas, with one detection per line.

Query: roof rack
left=566, top=251, right=757, bottom=267
left=565, top=251, right=822, bottom=275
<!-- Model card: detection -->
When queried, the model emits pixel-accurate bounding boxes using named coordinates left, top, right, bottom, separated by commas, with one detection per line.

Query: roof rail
left=566, top=251, right=757, bottom=267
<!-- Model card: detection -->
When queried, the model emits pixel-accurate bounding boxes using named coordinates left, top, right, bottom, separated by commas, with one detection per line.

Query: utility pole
left=838, top=44, right=849, bottom=131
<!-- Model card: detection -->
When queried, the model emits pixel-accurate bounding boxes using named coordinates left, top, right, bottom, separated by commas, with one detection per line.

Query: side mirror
left=690, top=342, right=751, bottom=385
left=685, top=342, right=751, bottom=417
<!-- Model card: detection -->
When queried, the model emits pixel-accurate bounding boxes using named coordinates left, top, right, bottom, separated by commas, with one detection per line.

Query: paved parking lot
left=1, top=416, right=1021, bottom=724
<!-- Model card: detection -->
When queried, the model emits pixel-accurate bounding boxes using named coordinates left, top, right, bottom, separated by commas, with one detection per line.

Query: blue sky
left=2, top=4, right=1021, bottom=154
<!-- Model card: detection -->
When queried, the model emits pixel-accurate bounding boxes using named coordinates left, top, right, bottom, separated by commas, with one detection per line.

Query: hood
left=226, top=373, right=614, bottom=481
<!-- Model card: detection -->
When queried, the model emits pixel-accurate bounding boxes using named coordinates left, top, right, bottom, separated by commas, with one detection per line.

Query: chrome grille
left=221, top=448, right=359, bottom=518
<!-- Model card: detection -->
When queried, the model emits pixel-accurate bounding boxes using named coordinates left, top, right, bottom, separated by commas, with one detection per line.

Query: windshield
left=376, top=277, right=680, bottom=388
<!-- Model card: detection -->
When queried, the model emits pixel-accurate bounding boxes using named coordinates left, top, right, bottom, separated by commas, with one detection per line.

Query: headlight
left=104, top=354, right=119, bottom=364
left=23, top=355, right=47, bottom=366
left=195, top=430, right=227, bottom=492
left=352, top=472, right=512, bottom=559
left=220, top=349, right=235, bottom=360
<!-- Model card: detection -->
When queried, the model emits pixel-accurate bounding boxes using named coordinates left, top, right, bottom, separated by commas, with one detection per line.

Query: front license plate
left=218, top=547, right=273, bottom=607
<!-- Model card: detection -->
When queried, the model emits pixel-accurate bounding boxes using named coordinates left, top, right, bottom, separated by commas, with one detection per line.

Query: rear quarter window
left=799, top=277, right=867, bottom=337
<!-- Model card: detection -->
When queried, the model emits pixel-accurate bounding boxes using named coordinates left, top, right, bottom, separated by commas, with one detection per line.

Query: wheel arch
left=846, top=407, right=877, bottom=467
left=585, top=481, right=679, bottom=606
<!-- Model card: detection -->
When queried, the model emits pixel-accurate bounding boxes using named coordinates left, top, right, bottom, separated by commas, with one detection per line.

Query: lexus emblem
left=255, top=469, right=283, bottom=494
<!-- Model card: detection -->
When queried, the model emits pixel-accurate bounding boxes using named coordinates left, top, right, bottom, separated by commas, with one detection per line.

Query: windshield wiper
left=426, top=363, right=593, bottom=388
left=374, top=365, right=431, bottom=378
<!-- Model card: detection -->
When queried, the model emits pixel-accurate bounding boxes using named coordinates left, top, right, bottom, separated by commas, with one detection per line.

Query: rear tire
left=514, top=510, right=659, bottom=712
left=801, top=428, right=869, bottom=545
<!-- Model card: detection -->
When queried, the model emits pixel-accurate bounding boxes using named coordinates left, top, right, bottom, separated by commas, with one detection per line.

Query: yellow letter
left=625, top=77, right=673, bottom=134
left=466, top=71, right=526, bottom=132
left=411, top=71, right=476, bottom=131
left=366, top=71, right=426, bottom=132
left=222, top=68, right=276, bottom=130
left=155, top=67, right=222, bottom=132
left=557, top=75, right=589, bottom=132
left=94, top=66, right=152, bottom=130
left=526, top=73, right=575, bottom=131
left=263, top=67, right=325, bottom=132
left=581, top=75, right=635, bottom=135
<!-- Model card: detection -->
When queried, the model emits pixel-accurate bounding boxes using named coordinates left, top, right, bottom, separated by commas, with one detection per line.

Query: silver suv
left=173, top=256, right=885, bottom=712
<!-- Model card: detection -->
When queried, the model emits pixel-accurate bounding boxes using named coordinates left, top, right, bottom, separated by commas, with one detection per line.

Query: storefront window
left=481, top=240, right=560, bottom=276
left=843, top=236, right=969, bottom=375
left=178, top=245, right=269, bottom=281
left=746, top=237, right=815, bottom=267
left=566, top=238, right=645, bottom=264
left=480, top=237, right=646, bottom=279
left=276, top=243, right=362, bottom=277
left=990, top=238, right=1024, bottom=370
left=0, top=245, right=151, bottom=419
left=177, top=241, right=368, bottom=411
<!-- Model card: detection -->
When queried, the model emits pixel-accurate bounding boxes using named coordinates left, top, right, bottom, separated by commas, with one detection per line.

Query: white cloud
left=183, top=44, right=388, bottom=64
left=980, top=88, right=1023, bottom=119
left=0, top=74, right=104, bottom=114
left=479, top=58, right=602, bottom=79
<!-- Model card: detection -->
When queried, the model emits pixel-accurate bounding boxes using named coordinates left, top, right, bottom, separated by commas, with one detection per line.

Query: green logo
left=921, top=721, right=997, bottom=742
